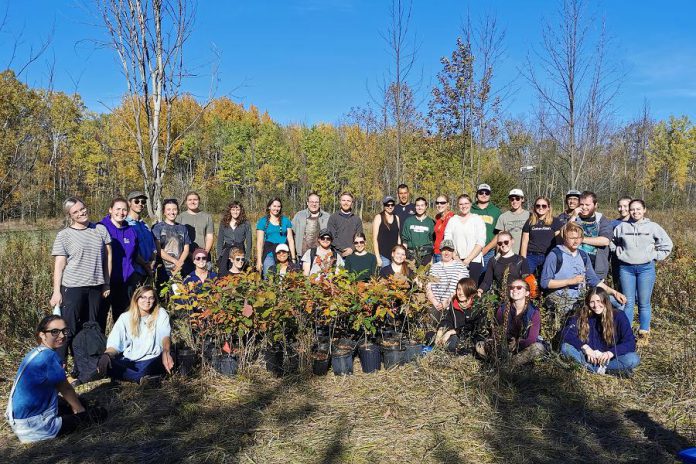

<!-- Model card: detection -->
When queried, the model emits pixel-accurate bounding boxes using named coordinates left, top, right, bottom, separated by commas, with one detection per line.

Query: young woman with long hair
left=561, top=287, right=640, bottom=375
left=256, top=198, right=296, bottom=275
left=479, top=231, right=530, bottom=294
left=520, top=195, right=562, bottom=276
left=372, top=196, right=401, bottom=268
left=216, top=200, right=252, bottom=273
left=97, top=286, right=174, bottom=383
left=432, top=194, right=454, bottom=263
left=344, top=232, right=378, bottom=282
left=379, top=244, right=411, bottom=280
left=6, top=315, right=107, bottom=443
left=613, top=199, right=673, bottom=341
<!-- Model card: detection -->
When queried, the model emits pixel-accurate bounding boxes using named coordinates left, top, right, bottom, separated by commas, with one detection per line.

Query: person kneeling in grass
left=97, top=286, right=174, bottom=384
left=560, top=287, right=639, bottom=376
left=6, top=315, right=107, bottom=443
left=476, top=279, right=546, bottom=366
left=434, top=278, right=489, bottom=354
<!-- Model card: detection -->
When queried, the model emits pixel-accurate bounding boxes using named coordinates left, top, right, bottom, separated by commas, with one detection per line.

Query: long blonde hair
left=128, top=286, right=160, bottom=337
left=529, top=196, right=554, bottom=226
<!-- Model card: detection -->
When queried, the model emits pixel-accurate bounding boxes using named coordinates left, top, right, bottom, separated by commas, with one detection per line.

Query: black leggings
left=56, top=398, right=107, bottom=436
left=57, top=285, right=103, bottom=362
left=98, top=273, right=140, bottom=332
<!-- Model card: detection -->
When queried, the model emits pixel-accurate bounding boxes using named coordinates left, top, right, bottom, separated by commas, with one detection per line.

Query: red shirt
left=434, top=211, right=454, bottom=254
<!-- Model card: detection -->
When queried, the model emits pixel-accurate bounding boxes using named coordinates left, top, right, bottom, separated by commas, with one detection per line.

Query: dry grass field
left=0, top=211, right=694, bottom=463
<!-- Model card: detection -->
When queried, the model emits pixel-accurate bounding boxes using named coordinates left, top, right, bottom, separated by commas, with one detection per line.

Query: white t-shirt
left=107, top=309, right=171, bottom=362
left=443, top=215, right=487, bottom=263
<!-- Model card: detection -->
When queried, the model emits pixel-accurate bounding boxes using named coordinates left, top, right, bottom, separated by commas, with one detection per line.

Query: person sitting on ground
left=379, top=244, right=413, bottom=281
left=97, top=286, right=174, bottom=384
left=183, top=248, right=217, bottom=287
left=302, top=228, right=345, bottom=278
left=344, top=232, right=378, bottom=282
left=560, top=287, right=640, bottom=376
left=477, top=279, right=546, bottom=366
left=268, top=243, right=302, bottom=277
left=426, top=239, right=468, bottom=324
left=433, top=278, right=489, bottom=354
left=6, top=315, right=107, bottom=443
left=478, top=231, right=530, bottom=295
left=540, top=222, right=626, bottom=315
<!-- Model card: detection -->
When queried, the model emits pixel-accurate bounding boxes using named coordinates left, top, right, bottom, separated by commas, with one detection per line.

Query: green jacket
left=401, top=215, right=435, bottom=250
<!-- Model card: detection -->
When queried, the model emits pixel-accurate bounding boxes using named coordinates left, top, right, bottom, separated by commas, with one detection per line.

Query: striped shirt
left=51, top=223, right=111, bottom=287
left=428, top=260, right=468, bottom=303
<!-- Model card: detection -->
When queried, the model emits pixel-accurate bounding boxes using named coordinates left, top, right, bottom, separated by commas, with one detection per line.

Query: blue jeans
left=526, top=252, right=546, bottom=277
left=380, top=255, right=391, bottom=268
left=262, top=252, right=276, bottom=276
left=619, top=261, right=656, bottom=331
left=561, top=343, right=640, bottom=374
left=109, top=355, right=164, bottom=382
left=482, top=249, right=495, bottom=269
left=432, top=253, right=442, bottom=264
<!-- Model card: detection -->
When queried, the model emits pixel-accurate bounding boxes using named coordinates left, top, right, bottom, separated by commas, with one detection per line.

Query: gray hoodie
left=613, top=218, right=673, bottom=265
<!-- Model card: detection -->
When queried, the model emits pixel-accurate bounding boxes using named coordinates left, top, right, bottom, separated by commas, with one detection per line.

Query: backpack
left=71, top=321, right=107, bottom=384
left=550, top=246, right=592, bottom=274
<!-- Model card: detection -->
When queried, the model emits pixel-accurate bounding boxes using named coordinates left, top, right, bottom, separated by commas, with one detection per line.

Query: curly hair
left=221, top=200, right=248, bottom=227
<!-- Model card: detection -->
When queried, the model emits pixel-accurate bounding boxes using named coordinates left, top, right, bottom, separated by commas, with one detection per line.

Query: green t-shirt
left=401, top=215, right=435, bottom=249
left=472, top=203, right=502, bottom=243
left=344, top=252, right=378, bottom=282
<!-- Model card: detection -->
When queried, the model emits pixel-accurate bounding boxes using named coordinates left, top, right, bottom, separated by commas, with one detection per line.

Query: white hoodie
left=613, top=218, right=673, bottom=265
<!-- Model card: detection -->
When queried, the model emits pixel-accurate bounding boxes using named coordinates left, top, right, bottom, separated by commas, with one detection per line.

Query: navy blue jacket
left=562, top=310, right=636, bottom=357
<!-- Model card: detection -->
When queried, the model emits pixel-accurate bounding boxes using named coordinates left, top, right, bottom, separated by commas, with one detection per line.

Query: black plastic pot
left=404, top=341, right=425, bottom=363
left=331, top=349, right=354, bottom=376
left=264, top=346, right=284, bottom=377
left=334, top=337, right=357, bottom=354
left=357, top=344, right=381, bottom=373
left=175, top=348, right=198, bottom=376
left=211, top=353, right=238, bottom=377
left=381, top=341, right=405, bottom=369
left=312, top=351, right=330, bottom=376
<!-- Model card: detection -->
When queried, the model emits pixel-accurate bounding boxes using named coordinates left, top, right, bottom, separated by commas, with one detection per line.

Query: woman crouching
left=97, top=286, right=174, bottom=383
left=561, top=287, right=639, bottom=375
left=5, top=315, right=107, bottom=443
left=434, top=278, right=489, bottom=354
left=477, top=279, right=546, bottom=366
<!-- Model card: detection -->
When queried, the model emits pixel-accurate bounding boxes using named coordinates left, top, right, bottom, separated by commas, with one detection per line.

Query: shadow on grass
left=317, top=414, right=350, bottom=464
left=480, top=361, right=681, bottom=464
left=0, top=370, right=317, bottom=464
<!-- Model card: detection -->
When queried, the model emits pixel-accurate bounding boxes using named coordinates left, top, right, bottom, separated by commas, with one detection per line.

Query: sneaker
left=67, top=375, right=82, bottom=388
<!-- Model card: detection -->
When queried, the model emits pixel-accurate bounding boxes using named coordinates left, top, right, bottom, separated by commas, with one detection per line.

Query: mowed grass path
left=0, top=211, right=694, bottom=463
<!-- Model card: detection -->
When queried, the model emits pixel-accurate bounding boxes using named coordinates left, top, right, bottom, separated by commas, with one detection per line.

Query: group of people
left=7, top=184, right=673, bottom=443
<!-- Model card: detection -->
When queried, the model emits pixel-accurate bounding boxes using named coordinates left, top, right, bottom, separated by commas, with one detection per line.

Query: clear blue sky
left=2, top=0, right=695, bottom=125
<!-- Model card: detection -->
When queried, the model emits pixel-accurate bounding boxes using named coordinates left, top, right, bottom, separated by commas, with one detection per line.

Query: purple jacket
left=100, top=216, right=139, bottom=284
left=562, top=310, right=636, bottom=357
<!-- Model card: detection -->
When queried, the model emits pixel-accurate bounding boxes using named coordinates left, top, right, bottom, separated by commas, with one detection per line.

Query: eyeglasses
left=435, top=201, right=448, bottom=205
left=43, top=328, right=71, bottom=337
left=477, top=190, right=491, bottom=196
left=509, top=285, right=526, bottom=291
left=319, top=236, right=332, bottom=241
left=509, top=196, right=522, bottom=201
left=353, top=240, right=365, bottom=245
left=194, top=256, right=207, bottom=261
left=497, top=240, right=510, bottom=246
left=385, top=203, right=395, bottom=208
left=131, top=198, right=147, bottom=205
left=535, top=204, right=549, bottom=209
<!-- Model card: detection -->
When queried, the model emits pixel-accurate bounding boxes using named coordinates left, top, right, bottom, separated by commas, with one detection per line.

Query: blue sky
left=2, top=0, right=695, bottom=125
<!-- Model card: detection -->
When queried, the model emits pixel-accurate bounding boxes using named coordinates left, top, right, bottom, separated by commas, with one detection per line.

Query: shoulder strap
left=552, top=247, right=564, bottom=274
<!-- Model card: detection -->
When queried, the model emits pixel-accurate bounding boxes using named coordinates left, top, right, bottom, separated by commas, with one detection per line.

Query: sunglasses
left=477, top=190, right=491, bottom=196
left=435, top=201, right=448, bottom=205
left=353, top=240, right=365, bottom=245
left=535, top=204, right=549, bottom=209
left=509, top=285, right=526, bottom=291
left=319, top=236, right=332, bottom=241
left=509, top=196, right=522, bottom=201
left=233, top=257, right=246, bottom=261
left=385, top=203, right=395, bottom=208
left=194, top=256, right=207, bottom=261
left=497, top=240, right=510, bottom=246
left=43, top=328, right=71, bottom=337
left=131, top=198, right=147, bottom=205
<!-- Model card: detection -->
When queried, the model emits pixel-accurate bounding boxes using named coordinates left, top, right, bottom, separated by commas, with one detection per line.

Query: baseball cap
left=318, top=228, right=333, bottom=240
left=440, top=239, right=455, bottom=250
left=127, top=191, right=147, bottom=201
left=275, top=243, right=290, bottom=253
left=192, top=248, right=207, bottom=259
left=477, top=184, right=492, bottom=192
left=508, top=188, right=525, bottom=198
left=565, top=189, right=582, bottom=198
left=382, top=195, right=396, bottom=205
